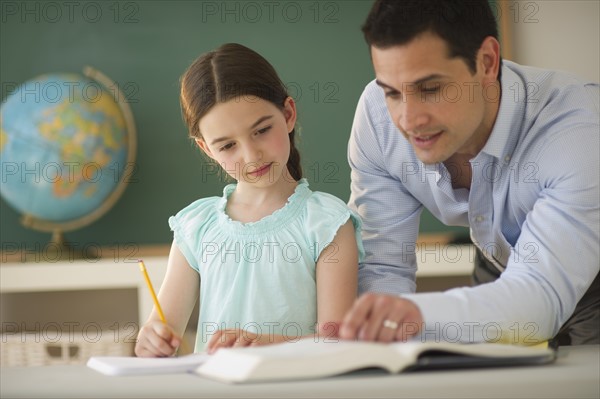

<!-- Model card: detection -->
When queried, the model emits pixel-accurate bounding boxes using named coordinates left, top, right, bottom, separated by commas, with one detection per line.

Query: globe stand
left=46, top=230, right=100, bottom=262
left=20, top=216, right=100, bottom=262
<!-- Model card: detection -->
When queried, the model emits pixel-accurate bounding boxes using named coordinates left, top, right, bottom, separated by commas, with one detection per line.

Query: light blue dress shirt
left=348, top=60, right=599, bottom=343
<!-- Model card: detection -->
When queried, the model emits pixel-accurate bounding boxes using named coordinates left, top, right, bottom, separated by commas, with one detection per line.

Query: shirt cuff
left=402, top=291, right=491, bottom=343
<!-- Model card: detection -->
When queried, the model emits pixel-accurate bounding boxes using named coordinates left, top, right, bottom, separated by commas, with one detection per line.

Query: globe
left=0, top=67, right=136, bottom=254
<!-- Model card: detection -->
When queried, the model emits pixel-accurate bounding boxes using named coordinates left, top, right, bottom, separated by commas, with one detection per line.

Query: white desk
left=1, top=345, right=598, bottom=398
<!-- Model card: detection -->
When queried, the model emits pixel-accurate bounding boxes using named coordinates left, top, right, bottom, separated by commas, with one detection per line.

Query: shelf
left=1, top=257, right=168, bottom=326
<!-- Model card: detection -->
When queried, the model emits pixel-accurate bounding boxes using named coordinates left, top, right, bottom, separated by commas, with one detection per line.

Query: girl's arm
left=315, top=219, right=359, bottom=337
left=135, top=241, right=199, bottom=357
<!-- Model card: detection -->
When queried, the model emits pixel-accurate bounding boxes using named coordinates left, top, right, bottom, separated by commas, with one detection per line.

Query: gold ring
left=382, top=319, right=399, bottom=330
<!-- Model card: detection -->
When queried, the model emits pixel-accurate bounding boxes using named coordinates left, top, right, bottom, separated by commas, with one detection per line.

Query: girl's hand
left=206, top=329, right=284, bottom=354
left=135, top=320, right=182, bottom=357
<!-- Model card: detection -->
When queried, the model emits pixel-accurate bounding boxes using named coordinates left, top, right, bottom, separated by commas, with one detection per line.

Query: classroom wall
left=4, top=1, right=598, bottom=253
left=1, top=0, right=470, bottom=255
left=508, top=0, right=600, bottom=83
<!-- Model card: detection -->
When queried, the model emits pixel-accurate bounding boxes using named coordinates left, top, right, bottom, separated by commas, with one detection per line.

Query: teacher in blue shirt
left=339, top=0, right=599, bottom=345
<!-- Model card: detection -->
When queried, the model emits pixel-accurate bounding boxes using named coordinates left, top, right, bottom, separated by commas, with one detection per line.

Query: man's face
left=372, top=32, right=499, bottom=164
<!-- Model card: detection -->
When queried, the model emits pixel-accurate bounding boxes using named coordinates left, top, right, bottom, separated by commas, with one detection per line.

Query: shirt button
left=475, top=216, right=485, bottom=222
left=504, top=155, right=511, bottom=163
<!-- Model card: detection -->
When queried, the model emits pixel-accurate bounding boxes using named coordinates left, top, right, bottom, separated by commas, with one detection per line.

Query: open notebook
left=87, top=353, right=209, bottom=376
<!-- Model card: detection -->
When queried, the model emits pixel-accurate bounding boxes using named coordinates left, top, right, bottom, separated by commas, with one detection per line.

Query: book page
left=87, top=353, right=210, bottom=376
left=195, top=339, right=406, bottom=382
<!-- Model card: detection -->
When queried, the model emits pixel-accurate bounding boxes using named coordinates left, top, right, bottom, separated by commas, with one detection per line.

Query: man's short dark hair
left=362, top=0, right=501, bottom=78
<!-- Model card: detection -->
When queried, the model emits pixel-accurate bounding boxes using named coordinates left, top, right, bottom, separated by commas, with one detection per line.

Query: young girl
left=135, top=43, right=364, bottom=356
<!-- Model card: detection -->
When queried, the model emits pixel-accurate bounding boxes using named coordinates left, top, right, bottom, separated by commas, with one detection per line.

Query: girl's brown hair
left=180, top=43, right=302, bottom=181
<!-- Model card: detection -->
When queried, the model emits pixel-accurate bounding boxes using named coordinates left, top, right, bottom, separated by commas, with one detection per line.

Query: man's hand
left=338, top=293, right=424, bottom=342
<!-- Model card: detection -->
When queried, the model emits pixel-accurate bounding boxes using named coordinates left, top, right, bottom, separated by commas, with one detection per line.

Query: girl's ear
left=195, top=138, right=215, bottom=160
left=283, top=97, right=297, bottom=134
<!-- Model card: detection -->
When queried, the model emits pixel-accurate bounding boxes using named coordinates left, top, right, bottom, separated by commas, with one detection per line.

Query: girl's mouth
left=248, top=163, right=272, bottom=177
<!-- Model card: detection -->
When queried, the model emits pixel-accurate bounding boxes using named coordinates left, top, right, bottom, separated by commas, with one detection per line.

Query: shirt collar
left=479, top=61, right=525, bottom=163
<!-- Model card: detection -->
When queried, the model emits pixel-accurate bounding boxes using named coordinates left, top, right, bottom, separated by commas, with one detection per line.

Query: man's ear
left=478, top=36, right=501, bottom=84
left=195, top=138, right=215, bottom=160
left=283, top=97, right=297, bottom=134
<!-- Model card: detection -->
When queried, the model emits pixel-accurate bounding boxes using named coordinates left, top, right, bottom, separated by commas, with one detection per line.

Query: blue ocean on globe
left=0, top=74, right=129, bottom=222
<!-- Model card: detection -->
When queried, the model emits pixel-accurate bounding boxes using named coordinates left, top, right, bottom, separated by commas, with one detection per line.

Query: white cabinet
left=1, top=256, right=168, bottom=326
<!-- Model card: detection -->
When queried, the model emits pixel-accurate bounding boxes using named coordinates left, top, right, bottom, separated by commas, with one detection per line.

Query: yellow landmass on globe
left=83, top=185, right=98, bottom=198
left=53, top=176, right=78, bottom=198
left=0, top=125, right=7, bottom=153
left=95, top=93, right=126, bottom=150
left=36, top=96, right=127, bottom=198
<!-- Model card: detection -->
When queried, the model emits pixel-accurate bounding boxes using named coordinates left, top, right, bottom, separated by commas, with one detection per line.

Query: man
left=339, top=0, right=599, bottom=345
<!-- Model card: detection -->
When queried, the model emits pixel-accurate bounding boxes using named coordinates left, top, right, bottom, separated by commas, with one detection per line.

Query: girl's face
left=196, top=96, right=297, bottom=187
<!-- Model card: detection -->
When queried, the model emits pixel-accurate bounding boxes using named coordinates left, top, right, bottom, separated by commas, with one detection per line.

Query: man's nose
left=394, top=98, right=429, bottom=134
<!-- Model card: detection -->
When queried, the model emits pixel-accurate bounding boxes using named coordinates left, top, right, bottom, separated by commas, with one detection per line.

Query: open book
left=194, top=339, right=556, bottom=383
left=87, top=353, right=209, bottom=376
left=87, top=339, right=555, bottom=381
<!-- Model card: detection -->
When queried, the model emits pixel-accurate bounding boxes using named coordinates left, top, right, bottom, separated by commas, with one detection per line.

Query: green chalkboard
left=1, top=0, right=467, bottom=253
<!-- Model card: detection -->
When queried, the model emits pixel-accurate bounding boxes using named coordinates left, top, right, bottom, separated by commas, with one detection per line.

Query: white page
left=87, top=353, right=210, bottom=376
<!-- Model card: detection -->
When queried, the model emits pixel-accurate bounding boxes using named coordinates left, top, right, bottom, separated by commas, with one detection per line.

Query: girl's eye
left=219, top=142, right=235, bottom=152
left=257, top=126, right=271, bottom=135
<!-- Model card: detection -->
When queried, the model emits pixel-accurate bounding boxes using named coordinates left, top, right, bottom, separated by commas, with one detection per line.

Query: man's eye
left=385, top=91, right=401, bottom=99
left=421, top=84, right=441, bottom=94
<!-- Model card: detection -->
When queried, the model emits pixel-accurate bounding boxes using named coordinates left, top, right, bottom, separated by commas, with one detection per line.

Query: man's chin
left=414, top=151, right=444, bottom=165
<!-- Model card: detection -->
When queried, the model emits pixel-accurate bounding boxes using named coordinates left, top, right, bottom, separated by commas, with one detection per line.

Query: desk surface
left=1, top=345, right=598, bottom=399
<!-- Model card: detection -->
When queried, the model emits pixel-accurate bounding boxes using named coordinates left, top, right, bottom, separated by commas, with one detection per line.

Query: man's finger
left=357, top=295, right=397, bottom=341
left=339, top=293, right=377, bottom=339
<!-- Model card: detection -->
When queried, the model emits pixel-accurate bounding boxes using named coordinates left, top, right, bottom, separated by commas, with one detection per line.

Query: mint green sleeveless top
left=168, top=179, right=364, bottom=352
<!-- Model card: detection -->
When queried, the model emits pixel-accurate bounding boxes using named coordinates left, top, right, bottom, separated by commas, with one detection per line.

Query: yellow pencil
left=138, top=259, right=167, bottom=324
